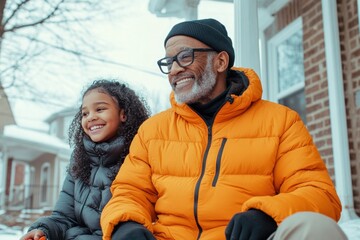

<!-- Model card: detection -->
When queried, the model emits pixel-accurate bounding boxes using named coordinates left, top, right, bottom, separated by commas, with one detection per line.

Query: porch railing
left=0, top=184, right=59, bottom=210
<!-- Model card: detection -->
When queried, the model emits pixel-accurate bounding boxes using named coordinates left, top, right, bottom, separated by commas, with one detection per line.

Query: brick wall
left=337, top=0, right=360, bottom=215
left=14, top=163, right=25, bottom=185
left=301, top=0, right=335, bottom=177
left=269, top=0, right=335, bottom=175
left=268, top=0, right=360, bottom=215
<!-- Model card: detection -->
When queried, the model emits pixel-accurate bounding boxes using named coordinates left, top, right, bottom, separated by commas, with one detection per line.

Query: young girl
left=20, top=79, right=150, bottom=240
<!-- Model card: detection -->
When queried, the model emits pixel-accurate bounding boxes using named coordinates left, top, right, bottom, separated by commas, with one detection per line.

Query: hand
left=225, top=209, right=277, bottom=240
left=112, top=221, right=156, bottom=240
left=19, top=229, right=46, bottom=240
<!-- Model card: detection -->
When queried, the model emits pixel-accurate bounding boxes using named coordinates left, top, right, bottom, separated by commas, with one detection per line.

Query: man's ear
left=214, top=51, right=229, bottom=73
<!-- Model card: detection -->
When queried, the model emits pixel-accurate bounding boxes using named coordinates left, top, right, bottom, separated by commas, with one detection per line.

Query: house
left=0, top=86, right=15, bottom=132
left=0, top=85, right=15, bottom=219
left=0, top=108, right=74, bottom=226
left=149, top=0, right=360, bottom=221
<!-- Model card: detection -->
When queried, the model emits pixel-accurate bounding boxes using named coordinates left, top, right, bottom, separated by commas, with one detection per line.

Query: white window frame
left=49, top=120, right=58, bottom=137
left=63, top=115, right=73, bottom=140
left=267, top=17, right=304, bottom=103
left=40, top=162, right=50, bottom=205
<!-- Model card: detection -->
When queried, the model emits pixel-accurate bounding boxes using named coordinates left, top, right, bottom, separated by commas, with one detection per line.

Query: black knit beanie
left=164, top=18, right=235, bottom=68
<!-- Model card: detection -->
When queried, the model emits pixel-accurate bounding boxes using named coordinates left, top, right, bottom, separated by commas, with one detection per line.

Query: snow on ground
left=0, top=219, right=359, bottom=239
left=0, top=224, right=24, bottom=240
left=340, top=219, right=360, bottom=240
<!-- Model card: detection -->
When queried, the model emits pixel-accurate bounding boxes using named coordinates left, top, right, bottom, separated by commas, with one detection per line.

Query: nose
left=169, top=61, right=184, bottom=75
left=87, top=111, right=97, bottom=121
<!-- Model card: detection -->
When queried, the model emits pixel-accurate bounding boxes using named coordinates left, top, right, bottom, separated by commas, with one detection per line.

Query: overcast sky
left=6, top=0, right=234, bottom=130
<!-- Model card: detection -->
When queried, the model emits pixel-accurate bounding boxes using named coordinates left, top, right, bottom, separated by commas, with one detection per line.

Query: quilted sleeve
left=242, top=109, right=341, bottom=224
left=101, top=129, right=158, bottom=240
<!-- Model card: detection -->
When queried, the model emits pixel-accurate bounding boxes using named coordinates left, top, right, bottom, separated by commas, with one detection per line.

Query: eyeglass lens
left=159, top=49, right=194, bottom=74
left=157, top=48, right=214, bottom=74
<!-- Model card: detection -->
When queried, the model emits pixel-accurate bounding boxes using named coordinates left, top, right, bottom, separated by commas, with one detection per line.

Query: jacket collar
left=170, top=67, right=263, bottom=123
left=83, top=135, right=125, bottom=167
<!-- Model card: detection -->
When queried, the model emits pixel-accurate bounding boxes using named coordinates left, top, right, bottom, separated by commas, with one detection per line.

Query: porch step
left=0, top=208, right=52, bottom=228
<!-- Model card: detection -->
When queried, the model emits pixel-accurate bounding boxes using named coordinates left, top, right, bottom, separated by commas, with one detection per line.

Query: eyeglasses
left=157, top=48, right=216, bottom=74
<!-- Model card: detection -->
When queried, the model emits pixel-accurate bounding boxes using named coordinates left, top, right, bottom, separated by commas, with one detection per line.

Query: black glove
left=111, top=221, right=156, bottom=240
left=225, top=209, right=277, bottom=240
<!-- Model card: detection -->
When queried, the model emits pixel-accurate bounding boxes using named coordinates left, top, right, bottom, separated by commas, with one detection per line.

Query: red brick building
left=261, top=0, right=360, bottom=220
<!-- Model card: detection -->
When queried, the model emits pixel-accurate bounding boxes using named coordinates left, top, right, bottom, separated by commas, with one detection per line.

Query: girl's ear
left=119, top=109, right=127, bottom=122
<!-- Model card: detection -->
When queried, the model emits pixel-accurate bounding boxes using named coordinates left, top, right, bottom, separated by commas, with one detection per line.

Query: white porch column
left=0, top=147, right=8, bottom=210
left=233, top=0, right=260, bottom=76
left=321, top=0, right=358, bottom=221
left=52, top=155, right=60, bottom=207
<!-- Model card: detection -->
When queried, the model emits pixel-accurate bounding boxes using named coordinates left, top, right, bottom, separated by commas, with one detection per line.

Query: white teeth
left=90, top=125, right=103, bottom=131
left=176, top=78, right=192, bottom=87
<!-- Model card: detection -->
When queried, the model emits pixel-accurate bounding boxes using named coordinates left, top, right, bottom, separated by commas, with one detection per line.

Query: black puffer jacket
left=28, top=136, right=125, bottom=240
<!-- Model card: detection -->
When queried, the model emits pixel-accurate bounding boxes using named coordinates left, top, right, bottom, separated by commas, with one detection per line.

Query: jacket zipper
left=78, top=158, right=100, bottom=224
left=194, top=124, right=212, bottom=240
left=193, top=99, right=230, bottom=239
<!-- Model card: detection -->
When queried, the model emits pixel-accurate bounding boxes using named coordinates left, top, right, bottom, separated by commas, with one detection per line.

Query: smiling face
left=165, top=35, right=228, bottom=104
left=81, top=88, right=126, bottom=143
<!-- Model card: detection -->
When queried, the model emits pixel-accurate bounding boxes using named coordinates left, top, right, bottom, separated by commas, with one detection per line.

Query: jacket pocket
left=212, top=138, right=227, bottom=187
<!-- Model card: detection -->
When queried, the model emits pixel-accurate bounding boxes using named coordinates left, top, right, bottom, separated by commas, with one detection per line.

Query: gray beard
left=175, top=55, right=216, bottom=104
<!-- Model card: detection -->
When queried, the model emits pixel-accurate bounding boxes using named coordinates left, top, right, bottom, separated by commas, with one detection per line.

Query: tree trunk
left=0, top=0, right=6, bottom=39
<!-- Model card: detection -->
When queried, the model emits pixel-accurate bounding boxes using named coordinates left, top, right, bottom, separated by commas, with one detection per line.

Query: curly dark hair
left=68, top=79, right=151, bottom=184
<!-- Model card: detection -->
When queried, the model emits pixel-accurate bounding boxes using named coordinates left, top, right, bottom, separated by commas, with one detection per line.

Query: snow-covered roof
left=0, top=125, right=70, bottom=161
left=2, top=125, right=68, bottom=150
left=45, top=107, right=77, bottom=123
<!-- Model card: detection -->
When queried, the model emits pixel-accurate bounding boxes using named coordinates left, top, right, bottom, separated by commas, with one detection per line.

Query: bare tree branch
left=4, top=0, right=65, bottom=33
left=2, top=0, right=30, bottom=26
left=1, top=0, right=125, bottom=86
left=0, top=0, right=152, bottom=116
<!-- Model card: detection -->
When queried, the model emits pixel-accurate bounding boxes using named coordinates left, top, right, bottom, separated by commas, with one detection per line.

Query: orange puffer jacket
left=101, top=67, right=341, bottom=240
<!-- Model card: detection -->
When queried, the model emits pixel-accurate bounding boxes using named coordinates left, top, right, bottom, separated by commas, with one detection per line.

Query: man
left=101, top=18, right=347, bottom=240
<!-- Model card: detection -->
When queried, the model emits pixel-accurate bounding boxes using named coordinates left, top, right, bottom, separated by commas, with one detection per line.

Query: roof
left=0, top=125, right=70, bottom=161
left=0, top=87, right=16, bottom=132
left=45, top=107, right=77, bottom=123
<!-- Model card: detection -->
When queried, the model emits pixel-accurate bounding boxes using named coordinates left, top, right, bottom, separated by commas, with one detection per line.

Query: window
left=40, top=163, right=50, bottom=203
left=63, top=115, right=73, bottom=140
left=267, top=17, right=306, bottom=124
left=49, top=120, right=58, bottom=137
